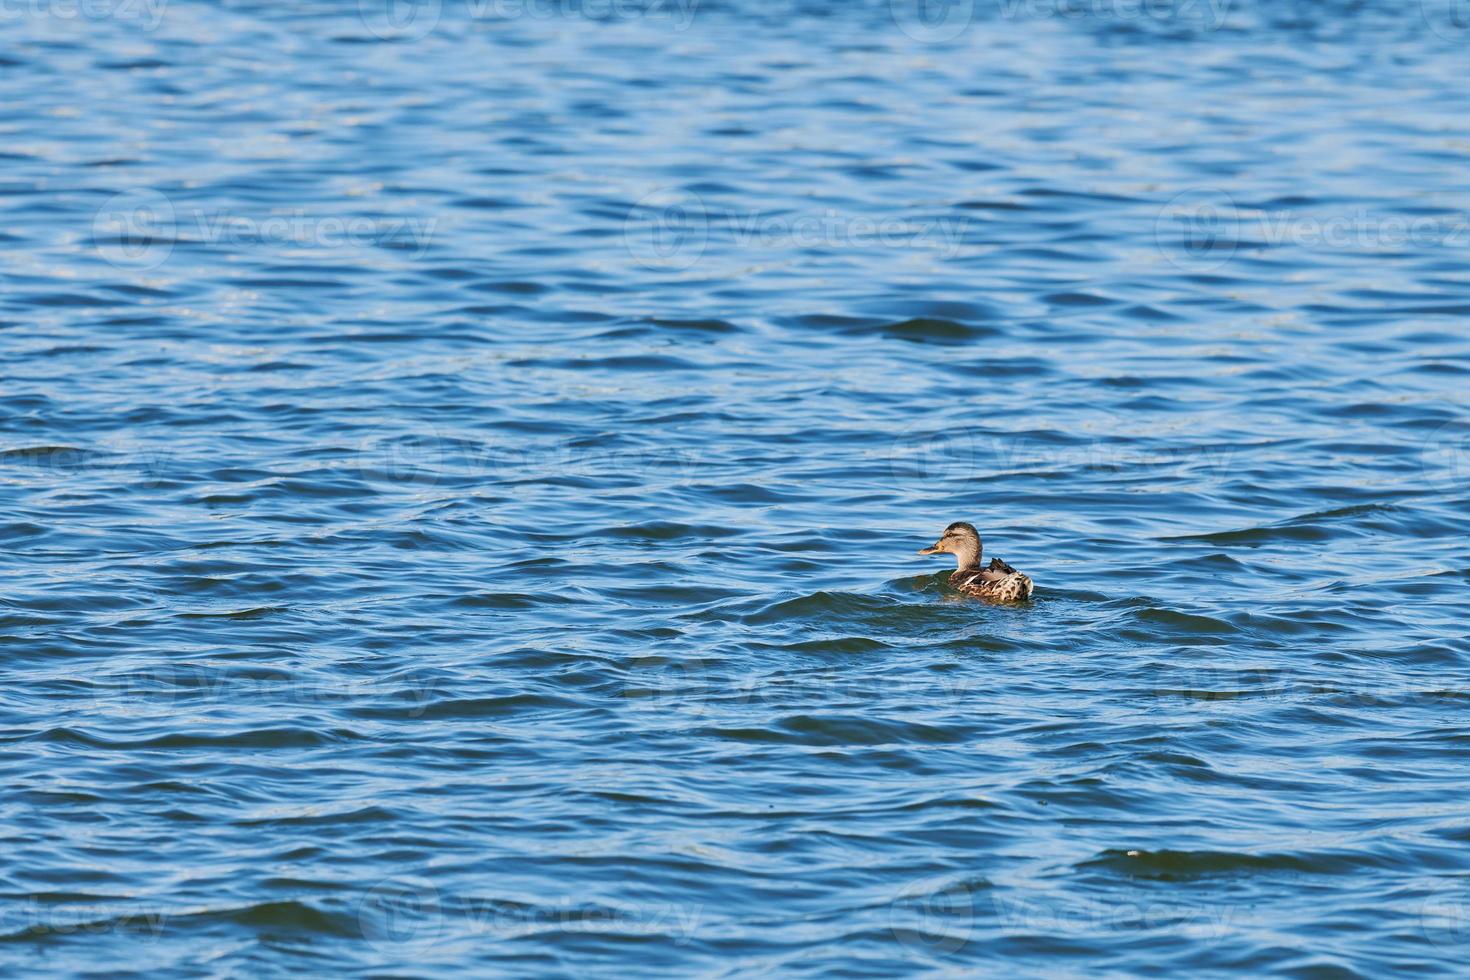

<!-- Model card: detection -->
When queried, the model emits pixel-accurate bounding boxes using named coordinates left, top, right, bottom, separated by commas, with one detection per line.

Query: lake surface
left=4, top=0, right=1470, bottom=975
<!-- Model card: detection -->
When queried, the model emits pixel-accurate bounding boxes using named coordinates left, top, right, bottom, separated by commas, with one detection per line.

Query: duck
left=916, top=521, right=1034, bottom=602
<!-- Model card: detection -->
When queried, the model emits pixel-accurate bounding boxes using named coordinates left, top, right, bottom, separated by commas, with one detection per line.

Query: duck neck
left=953, top=542, right=981, bottom=570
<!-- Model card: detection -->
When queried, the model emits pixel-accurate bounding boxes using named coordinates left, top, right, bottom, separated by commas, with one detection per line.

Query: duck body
left=917, top=521, right=1034, bottom=603
left=949, top=557, right=1034, bottom=602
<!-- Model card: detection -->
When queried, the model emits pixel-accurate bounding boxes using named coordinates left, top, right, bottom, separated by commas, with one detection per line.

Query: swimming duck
left=916, top=521, right=1034, bottom=602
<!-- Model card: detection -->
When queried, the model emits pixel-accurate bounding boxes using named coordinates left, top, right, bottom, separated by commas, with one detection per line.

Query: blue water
left=4, top=1, right=1470, bottom=975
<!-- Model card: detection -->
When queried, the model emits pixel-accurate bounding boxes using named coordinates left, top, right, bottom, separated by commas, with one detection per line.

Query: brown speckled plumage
left=916, top=521, right=1034, bottom=603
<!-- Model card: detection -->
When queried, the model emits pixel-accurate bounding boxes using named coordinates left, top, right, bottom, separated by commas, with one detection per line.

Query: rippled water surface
left=5, top=1, right=1470, bottom=975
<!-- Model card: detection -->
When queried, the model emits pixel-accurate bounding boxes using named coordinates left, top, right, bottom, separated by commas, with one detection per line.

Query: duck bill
left=916, top=543, right=943, bottom=556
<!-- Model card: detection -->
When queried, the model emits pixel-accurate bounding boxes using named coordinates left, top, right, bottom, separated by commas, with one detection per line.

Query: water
left=4, top=0, right=1470, bottom=974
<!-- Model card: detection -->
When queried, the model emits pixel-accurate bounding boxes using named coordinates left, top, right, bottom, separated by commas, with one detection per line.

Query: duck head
left=917, top=521, right=982, bottom=569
